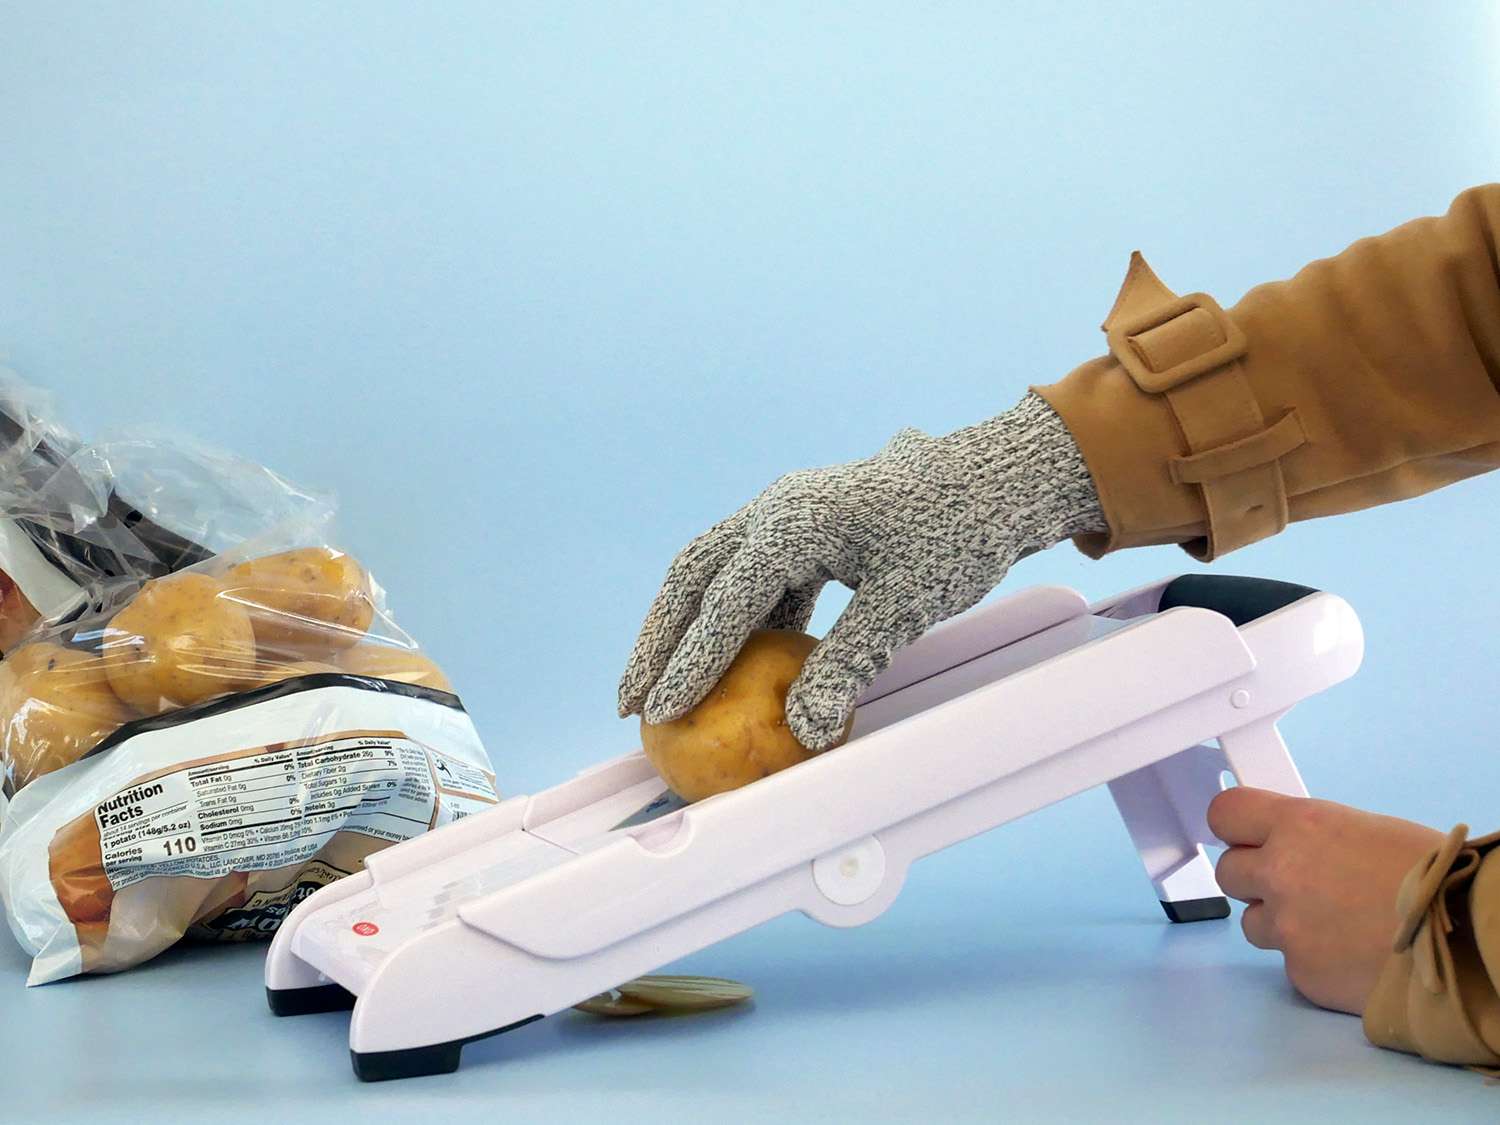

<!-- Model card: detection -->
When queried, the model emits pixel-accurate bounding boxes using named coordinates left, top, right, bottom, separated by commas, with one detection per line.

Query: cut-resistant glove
left=617, top=391, right=1106, bottom=751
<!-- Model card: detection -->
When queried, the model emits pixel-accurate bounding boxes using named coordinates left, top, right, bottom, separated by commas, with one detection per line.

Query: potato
left=101, top=572, right=259, bottom=715
left=639, top=629, right=851, bottom=802
left=0, top=643, right=136, bottom=789
left=48, top=810, right=114, bottom=927
left=0, top=573, right=42, bottom=657
left=221, top=548, right=374, bottom=657
left=336, top=644, right=453, bottom=692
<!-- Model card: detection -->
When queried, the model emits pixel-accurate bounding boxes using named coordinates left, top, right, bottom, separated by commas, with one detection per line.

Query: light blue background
left=3, top=3, right=1500, bottom=1121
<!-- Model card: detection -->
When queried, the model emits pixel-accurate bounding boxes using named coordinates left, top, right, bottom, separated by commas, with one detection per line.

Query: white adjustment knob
left=813, top=836, right=886, bottom=906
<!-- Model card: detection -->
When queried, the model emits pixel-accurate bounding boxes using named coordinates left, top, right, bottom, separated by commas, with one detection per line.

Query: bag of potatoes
left=0, top=382, right=496, bottom=983
left=0, top=544, right=496, bottom=984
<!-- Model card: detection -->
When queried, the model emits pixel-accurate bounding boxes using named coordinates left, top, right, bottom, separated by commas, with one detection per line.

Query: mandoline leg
left=1109, top=742, right=1232, bottom=923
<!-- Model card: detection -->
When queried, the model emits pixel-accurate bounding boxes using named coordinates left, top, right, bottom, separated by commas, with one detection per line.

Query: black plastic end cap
left=350, top=1014, right=545, bottom=1082
left=352, top=1041, right=465, bottom=1082
left=1160, top=896, right=1232, bottom=924
left=267, top=983, right=357, bottom=1016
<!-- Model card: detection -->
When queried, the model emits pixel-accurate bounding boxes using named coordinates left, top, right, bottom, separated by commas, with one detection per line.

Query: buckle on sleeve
left=1106, top=292, right=1248, bottom=394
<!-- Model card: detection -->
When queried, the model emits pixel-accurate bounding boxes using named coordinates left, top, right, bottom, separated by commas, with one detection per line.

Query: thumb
left=785, top=575, right=929, bottom=751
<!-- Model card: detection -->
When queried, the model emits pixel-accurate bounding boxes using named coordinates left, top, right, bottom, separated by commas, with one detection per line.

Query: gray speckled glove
left=617, top=392, right=1107, bottom=750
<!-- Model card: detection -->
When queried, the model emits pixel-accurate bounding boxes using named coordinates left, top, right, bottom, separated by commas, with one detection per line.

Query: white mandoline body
left=265, top=575, right=1362, bottom=1080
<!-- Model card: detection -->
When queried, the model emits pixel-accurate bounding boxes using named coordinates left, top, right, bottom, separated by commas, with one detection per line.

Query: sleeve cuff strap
left=1075, top=252, right=1312, bottom=560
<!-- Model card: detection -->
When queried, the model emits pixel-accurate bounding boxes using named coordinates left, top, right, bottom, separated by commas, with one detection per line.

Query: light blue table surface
left=3, top=3, right=1500, bottom=1121
left=6, top=805, right=1498, bottom=1124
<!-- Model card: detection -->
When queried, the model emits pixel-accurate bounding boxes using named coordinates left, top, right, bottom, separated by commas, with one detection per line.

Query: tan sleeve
left=1034, top=184, right=1500, bottom=561
left=1362, top=826, right=1500, bottom=1069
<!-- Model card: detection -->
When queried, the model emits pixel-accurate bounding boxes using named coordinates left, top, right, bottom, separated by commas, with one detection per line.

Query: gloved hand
left=617, top=392, right=1106, bottom=750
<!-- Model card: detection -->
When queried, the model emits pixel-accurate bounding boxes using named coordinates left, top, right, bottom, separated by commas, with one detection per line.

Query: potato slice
left=617, top=975, right=754, bottom=1011
left=573, top=976, right=753, bottom=1017
left=572, top=990, right=656, bottom=1018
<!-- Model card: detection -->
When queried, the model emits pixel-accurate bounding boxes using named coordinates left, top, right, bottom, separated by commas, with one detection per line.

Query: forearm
left=1036, top=184, right=1500, bottom=561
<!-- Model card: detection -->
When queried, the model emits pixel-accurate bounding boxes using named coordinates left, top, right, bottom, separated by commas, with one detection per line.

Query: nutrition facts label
left=93, top=732, right=498, bottom=891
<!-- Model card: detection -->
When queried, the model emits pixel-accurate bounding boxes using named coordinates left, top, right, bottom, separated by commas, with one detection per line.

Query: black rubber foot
left=351, top=1014, right=544, bottom=1082
left=1160, top=896, right=1231, bottom=923
left=267, top=983, right=357, bottom=1016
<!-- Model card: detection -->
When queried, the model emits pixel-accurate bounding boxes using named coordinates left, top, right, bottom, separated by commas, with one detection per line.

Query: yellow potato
left=221, top=547, right=375, bottom=657
left=336, top=644, right=453, bottom=693
left=101, top=572, right=259, bottom=715
left=0, top=575, right=42, bottom=658
left=49, top=808, right=115, bottom=927
left=0, top=643, right=137, bottom=789
left=639, top=629, right=850, bottom=802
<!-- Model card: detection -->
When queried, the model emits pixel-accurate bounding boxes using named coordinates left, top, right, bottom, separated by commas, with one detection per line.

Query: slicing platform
left=265, top=574, right=1362, bottom=1080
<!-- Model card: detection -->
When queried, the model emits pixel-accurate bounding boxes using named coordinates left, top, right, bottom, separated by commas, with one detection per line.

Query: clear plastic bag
left=0, top=372, right=91, bottom=653
left=0, top=376, right=495, bottom=983
left=0, top=367, right=328, bottom=654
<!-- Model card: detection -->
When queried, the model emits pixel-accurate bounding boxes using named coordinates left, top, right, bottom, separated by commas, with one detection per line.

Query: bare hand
left=1207, top=787, right=1444, bottom=1014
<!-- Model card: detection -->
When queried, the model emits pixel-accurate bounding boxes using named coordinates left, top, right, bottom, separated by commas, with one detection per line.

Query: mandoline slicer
left=266, top=574, right=1362, bottom=1081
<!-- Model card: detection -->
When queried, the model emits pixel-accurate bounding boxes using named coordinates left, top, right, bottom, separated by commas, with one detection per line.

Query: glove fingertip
left=643, top=679, right=698, bottom=726
left=617, top=669, right=649, bottom=718
left=785, top=685, right=846, bottom=754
